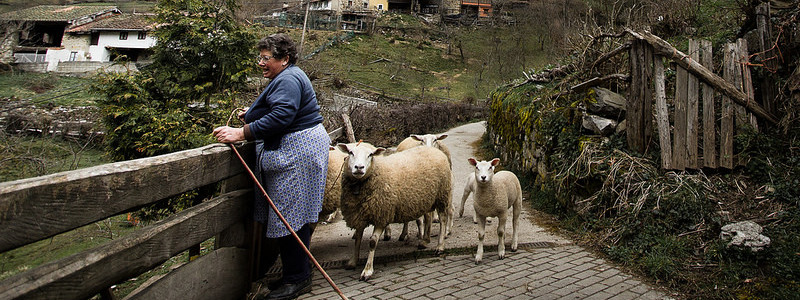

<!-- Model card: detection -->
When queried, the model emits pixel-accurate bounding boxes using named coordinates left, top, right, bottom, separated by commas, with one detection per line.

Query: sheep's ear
left=490, top=158, right=500, bottom=166
left=373, top=147, right=386, bottom=156
left=468, top=157, right=478, bottom=166
left=411, top=134, right=423, bottom=141
left=437, top=134, right=448, bottom=140
left=336, top=143, right=350, bottom=154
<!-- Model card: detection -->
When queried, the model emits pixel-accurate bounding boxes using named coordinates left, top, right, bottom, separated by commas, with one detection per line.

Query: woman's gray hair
left=257, top=33, right=298, bottom=64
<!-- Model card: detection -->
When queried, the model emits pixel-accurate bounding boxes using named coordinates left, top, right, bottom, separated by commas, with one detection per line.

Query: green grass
left=0, top=134, right=110, bottom=182
left=309, top=17, right=551, bottom=102
left=0, top=214, right=138, bottom=281
left=0, top=72, right=102, bottom=106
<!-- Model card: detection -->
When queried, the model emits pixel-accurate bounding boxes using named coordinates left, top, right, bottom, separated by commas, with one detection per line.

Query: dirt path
left=308, top=121, right=571, bottom=264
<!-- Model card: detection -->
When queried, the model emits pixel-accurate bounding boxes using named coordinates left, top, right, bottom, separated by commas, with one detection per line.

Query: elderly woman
left=213, top=33, right=328, bottom=300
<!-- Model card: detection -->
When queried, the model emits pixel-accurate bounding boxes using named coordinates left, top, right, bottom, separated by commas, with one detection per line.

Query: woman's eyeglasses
left=257, top=55, right=273, bottom=63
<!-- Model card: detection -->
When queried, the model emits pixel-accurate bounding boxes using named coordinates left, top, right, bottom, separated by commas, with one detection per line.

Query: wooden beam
left=0, top=143, right=254, bottom=253
left=627, top=40, right=644, bottom=153
left=673, top=63, right=688, bottom=170
left=0, top=190, right=250, bottom=300
left=625, top=29, right=779, bottom=125
left=122, top=247, right=250, bottom=300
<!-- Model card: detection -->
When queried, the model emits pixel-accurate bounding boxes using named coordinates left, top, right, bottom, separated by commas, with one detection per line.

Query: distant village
left=0, top=0, right=498, bottom=74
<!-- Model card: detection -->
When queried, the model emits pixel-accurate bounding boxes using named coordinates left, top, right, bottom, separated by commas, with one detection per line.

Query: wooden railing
left=0, top=143, right=258, bottom=300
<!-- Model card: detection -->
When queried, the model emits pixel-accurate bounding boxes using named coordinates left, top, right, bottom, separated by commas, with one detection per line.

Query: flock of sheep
left=320, top=134, right=523, bottom=281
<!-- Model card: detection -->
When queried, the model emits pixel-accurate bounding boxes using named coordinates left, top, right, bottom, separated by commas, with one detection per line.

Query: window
left=90, top=33, right=99, bottom=46
left=363, top=2, right=367, bottom=9
left=69, top=52, right=78, bottom=61
left=138, top=31, right=146, bottom=40
left=119, top=32, right=128, bottom=40
left=377, top=4, right=383, bottom=10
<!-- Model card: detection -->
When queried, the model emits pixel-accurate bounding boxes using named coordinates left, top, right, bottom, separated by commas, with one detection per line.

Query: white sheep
left=319, top=145, right=348, bottom=223
left=338, top=142, right=452, bottom=281
left=468, top=157, right=522, bottom=264
left=395, top=134, right=453, bottom=237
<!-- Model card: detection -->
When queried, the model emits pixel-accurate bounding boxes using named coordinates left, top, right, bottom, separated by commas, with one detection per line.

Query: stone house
left=0, top=5, right=155, bottom=73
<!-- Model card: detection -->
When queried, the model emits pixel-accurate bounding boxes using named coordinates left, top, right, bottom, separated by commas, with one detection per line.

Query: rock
left=720, top=221, right=771, bottom=252
left=582, top=114, right=617, bottom=136
left=589, top=87, right=626, bottom=119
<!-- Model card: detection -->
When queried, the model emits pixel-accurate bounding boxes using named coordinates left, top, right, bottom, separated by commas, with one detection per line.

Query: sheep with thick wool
left=468, top=157, right=522, bottom=264
left=338, top=142, right=452, bottom=281
left=395, top=134, right=453, bottom=237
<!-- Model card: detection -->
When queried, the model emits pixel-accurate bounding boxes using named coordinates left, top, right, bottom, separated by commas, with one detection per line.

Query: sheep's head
left=337, top=142, right=385, bottom=179
left=411, top=134, right=448, bottom=148
left=468, top=157, right=500, bottom=184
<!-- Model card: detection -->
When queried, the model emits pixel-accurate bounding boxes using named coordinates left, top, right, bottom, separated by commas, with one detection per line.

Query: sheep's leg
left=419, top=213, right=432, bottom=249
left=361, top=226, right=384, bottom=281
left=475, top=214, right=487, bottom=264
left=383, top=225, right=392, bottom=241
left=347, top=227, right=364, bottom=270
left=415, top=217, right=423, bottom=239
left=436, top=209, right=448, bottom=253
left=399, top=222, right=409, bottom=241
left=446, top=204, right=454, bottom=237
left=497, top=211, right=508, bottom=260
left=459, top=186, right=470, bottom=218
left=511, top=198, right=521, bottom=252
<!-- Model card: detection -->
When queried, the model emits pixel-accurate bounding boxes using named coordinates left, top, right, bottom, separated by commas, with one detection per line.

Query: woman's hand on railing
left=212, top=126, right=245, bottom=144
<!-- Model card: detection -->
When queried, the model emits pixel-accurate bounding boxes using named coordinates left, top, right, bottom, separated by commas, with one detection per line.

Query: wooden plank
left=732, top=41, right=748, bottom=129
left=701, top=40, right=717, bottom=168
left=0, top=143, right=255, bottom=253
left=673, top=64, right=688, bottom=170
left=653, top=55, right=673, bottom=169
left=625, top=29, right=778, bottom=124
left=0, top=190, right=250, bottom=300
left=123, top=247, right=250, bottom=300
left=687, top=39, right=700, bottom=169
left=738, top=38, right=759, bottom=130
left=627, top=41, right=644, bottom=153
left=756, top=3, right=777, bottom=115
left=721, top=44, right=736, bottom=169
left=643, top=44, right=654, bottom=149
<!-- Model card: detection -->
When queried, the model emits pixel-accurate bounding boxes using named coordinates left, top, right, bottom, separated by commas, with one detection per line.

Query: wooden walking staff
left=224, top=110, right=348, bottom=300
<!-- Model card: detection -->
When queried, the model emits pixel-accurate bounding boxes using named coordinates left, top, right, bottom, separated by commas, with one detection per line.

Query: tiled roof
left=67, top=14, right=155, bottom=33
left=0, top=5, right=120, bottom=22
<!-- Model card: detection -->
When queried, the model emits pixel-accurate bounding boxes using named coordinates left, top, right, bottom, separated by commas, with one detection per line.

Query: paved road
left=254, top=121, right=674, bottom=299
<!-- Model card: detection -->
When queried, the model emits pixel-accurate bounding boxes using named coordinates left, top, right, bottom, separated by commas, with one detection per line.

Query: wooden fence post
left=756, top=3, right=778, bottom=115
left=738, top=38, right=759, bottom=131
left=627, top=40, right=652, bottom=154
left=653, top=55, right=672, bottom=170
left=687, top=39, right=700, bottom=169
left=700, top=40, right=717, bottom=169
left=721, top=44, right=736, bottom=169
left=673, top=59, right=688, bottom=170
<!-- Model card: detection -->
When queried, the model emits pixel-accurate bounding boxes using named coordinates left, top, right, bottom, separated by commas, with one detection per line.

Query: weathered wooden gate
left=625, top=28, right=780, bottom=171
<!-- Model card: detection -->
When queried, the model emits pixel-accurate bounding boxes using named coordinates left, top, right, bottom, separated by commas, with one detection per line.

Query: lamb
left=338, top=142, right=452, bottom=281
left=395, top=134, right=454, bottom=236
left=468, top=157, right=522, bottom=264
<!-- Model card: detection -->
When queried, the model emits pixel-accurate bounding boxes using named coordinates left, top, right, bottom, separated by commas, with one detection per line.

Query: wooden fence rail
left=0, top=143, right=257, bottom=300
left=626, top=29, right=779, bottom=171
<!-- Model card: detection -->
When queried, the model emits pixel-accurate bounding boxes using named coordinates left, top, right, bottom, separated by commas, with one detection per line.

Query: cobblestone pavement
left=254, top=122, right=675, bottom=299
left=300, top=245, right=672, bottom=300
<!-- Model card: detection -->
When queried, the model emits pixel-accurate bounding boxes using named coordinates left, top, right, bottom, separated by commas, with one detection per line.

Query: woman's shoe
left=265, top=277, right=312, bottom=300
